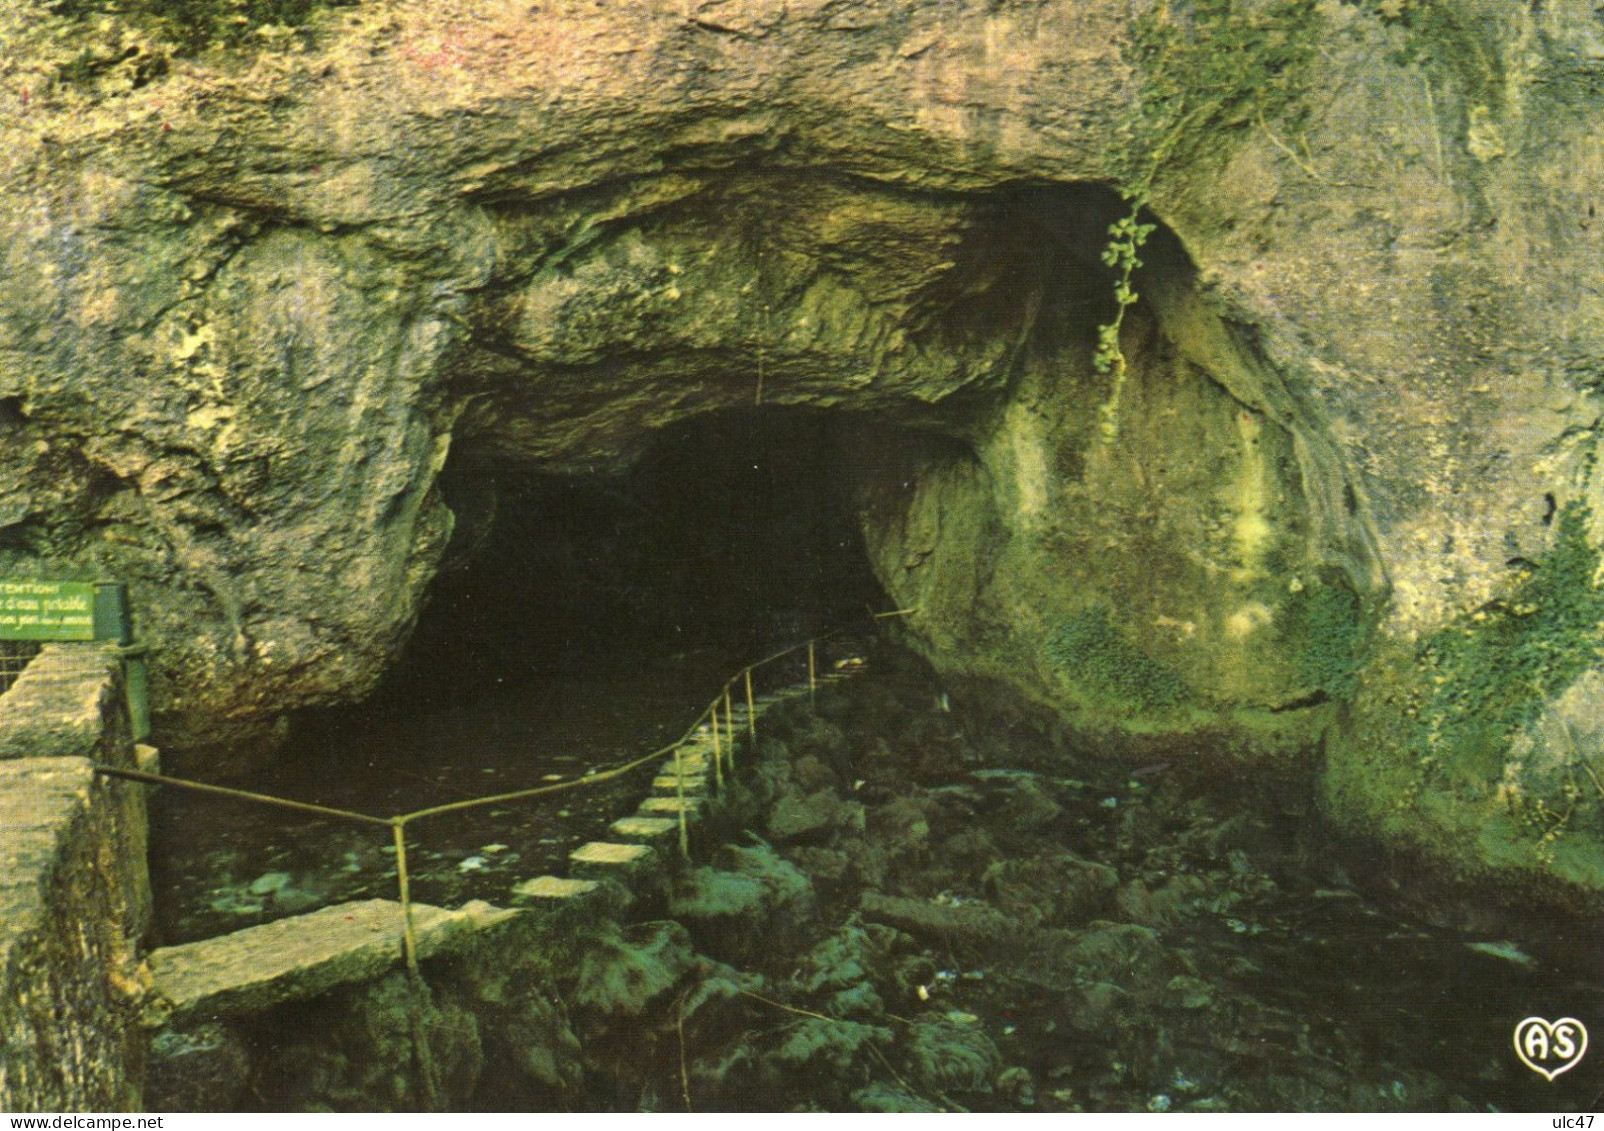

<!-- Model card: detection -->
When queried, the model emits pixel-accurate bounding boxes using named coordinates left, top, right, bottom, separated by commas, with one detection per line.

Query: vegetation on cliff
left=45, top=0, right=350, bottom=53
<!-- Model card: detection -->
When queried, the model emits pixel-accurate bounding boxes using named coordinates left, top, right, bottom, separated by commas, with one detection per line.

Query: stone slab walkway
left=143, top=898, right=515, bottom=1027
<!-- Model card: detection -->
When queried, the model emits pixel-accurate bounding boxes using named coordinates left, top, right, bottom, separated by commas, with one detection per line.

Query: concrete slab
left=142, top=898, right=516, bottom=1027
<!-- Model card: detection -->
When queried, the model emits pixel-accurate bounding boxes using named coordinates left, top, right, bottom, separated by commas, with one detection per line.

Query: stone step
left=142, top=898, right=516, bottom=1027
left=608, top=815, right=679, bottom=843
left=664, top=754, right=715, bottom=779
left=652, top=772, right=709, bottom=795
left=510, top=875, right=599, bottom=902
left=568, top=840, right=654, bottom=878
left=639, top=795, right=702, bottom=817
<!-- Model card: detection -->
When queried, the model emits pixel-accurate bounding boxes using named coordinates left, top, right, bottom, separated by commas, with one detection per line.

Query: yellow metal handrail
left=93, top=624, right=868, bottom=972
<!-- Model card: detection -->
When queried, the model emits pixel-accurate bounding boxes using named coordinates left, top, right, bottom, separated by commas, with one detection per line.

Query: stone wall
left=0, top=645, right=149, bottom=1112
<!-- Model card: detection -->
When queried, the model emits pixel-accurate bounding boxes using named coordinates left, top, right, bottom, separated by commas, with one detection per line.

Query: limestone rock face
left=3, top=0, right=1604, bottom=905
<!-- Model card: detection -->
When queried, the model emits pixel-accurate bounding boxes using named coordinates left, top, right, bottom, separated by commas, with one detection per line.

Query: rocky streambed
left=158, top=644, right=1604, bottom=1112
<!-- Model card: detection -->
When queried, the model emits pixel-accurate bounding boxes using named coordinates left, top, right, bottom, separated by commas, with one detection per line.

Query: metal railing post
left=744, top=668, right=757, bottom=744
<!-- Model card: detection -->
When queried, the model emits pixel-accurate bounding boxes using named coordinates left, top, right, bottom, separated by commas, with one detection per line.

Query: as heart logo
left=1514, top=1017, right=1588, bottom=1081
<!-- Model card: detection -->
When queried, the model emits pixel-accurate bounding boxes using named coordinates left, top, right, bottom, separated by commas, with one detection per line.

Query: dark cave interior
left=328, top=405, right=895, bottom=721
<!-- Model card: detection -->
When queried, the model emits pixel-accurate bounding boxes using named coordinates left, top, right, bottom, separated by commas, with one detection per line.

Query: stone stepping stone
left=142, top=898, right=515, bottom=1027
left=569, top=840, right=654, bottom=878
left=609, top=816, right=679, bottom=843
left=652, top=771, right=709, bottom=795
left=639, top=795, right=702, bottom=817
left=510, top=875, right=598, bottom=902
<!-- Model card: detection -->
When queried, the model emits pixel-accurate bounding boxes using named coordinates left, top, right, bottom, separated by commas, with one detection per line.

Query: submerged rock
left=981, top=852, right=1118, bottom=927
left=144, top=1022, right=251, bottom=1113
left=903, top=1016, right=1001, bottom=1097
left=670, top=841, right=816, bottom=966
left=570, top=921, right=696, bottom=1020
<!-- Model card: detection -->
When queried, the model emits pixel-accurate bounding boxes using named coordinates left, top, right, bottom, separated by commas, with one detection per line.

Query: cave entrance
left=394, top=405, right=891, bottom=708
left=150, top=406, right=899, bottom=943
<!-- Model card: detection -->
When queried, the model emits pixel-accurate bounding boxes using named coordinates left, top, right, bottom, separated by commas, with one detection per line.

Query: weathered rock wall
left=0, top=647, right=149, bottom=1111
left=1, top=0, right=1603, bottom=906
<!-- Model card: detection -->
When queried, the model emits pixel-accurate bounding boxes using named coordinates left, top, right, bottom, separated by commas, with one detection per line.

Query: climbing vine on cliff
left=1092, top=202, right=1156, bottom=444
left=1095, top=0, right=1321, bottom=444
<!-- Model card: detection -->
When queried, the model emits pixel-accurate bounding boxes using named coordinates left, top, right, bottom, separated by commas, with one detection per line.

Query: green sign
left=0, top=580, right=97, bottom=641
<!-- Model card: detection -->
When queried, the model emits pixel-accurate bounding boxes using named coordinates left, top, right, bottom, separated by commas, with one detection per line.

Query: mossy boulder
left=669, top=841, right=817, bottom=965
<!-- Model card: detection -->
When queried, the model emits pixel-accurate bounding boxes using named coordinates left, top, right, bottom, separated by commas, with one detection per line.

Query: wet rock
left=144, top=1021, right=251, bottom=1113
left=1042, top=922, right=1186, bottom=1000
left=937, top=827, right=1004, bottom=874
left=982, top=852, right=1118, bottom=927
left=453, top=938, right=585, bottom=1107
left=791, top=923, right=891, bottom=1021
left=253, top=974, right=485, bottom=1112
left=771, top=1017, right=892, bottom=1079
left=767, top=788, right=864, bottom=844
left=997, top=1065, right=1036, bottom=1106
left=494, top=1003, right=583, bottom=1102
left=850, top=1082, right=944, bottom=1113
left=792, top=755, right=841, bottom=793
left=248, top=871, right=293, bottom=896
left=858, top=891, right=1018, bottom=953
left=871, top=795, right=938, bottom=855
left=904, top=1016, right=1001, bottom=1096
left=785, top=846, right=852, bottom=886
left=1061, top=980, right=1135, bottom=1035
left=997, top=776, right=1063, bottom=831
left=1163, top=975, right=1216, bottom=1011
left=788, top=718, right=849, bottom=769
left=1115, top=875, right=1212, bottom=928
left=571, top=920, right=696, bottom=1020
left=669, top=842, right=815, bottom=965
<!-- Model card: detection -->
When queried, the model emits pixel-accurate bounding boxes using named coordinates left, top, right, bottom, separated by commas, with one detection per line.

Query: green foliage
left=45, top=0, right=352, bottom=54
left=1413, top=503, right=1604, bottom=782
left=1283, top=581, right=1366, bottom=700
left=1125, top=0, right=1323, bottom=183
left=792, top=924, right=885, bottom=1020
left=1045, top=608, right=1191, bottom=714
left=1093, top=200, right=1157, bottom=445
left=1365, top=0, right=1504, bottom=108
left=1094, top=0, right=1320, bottom=444
left=850, top=1083, right=944, bottom=1113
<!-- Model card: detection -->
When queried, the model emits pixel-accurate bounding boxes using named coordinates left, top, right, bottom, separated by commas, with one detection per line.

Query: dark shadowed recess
left=305, top=406, right=895, bottom=732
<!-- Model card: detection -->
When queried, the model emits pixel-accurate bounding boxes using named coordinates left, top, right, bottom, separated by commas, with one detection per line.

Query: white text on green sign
left=0, top=580, right=96, bottom=641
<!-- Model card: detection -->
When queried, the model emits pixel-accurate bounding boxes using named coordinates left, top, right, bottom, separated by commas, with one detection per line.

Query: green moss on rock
left=1282, top=580, right=1365, bottom=700
left=1126, top=0, right=1323, bottom=181
left=1045, top=608, right=1190, bottom=714
left=1413, top=502, right=1604, bottom=784
left=47, top=0, right=351, bottom=53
